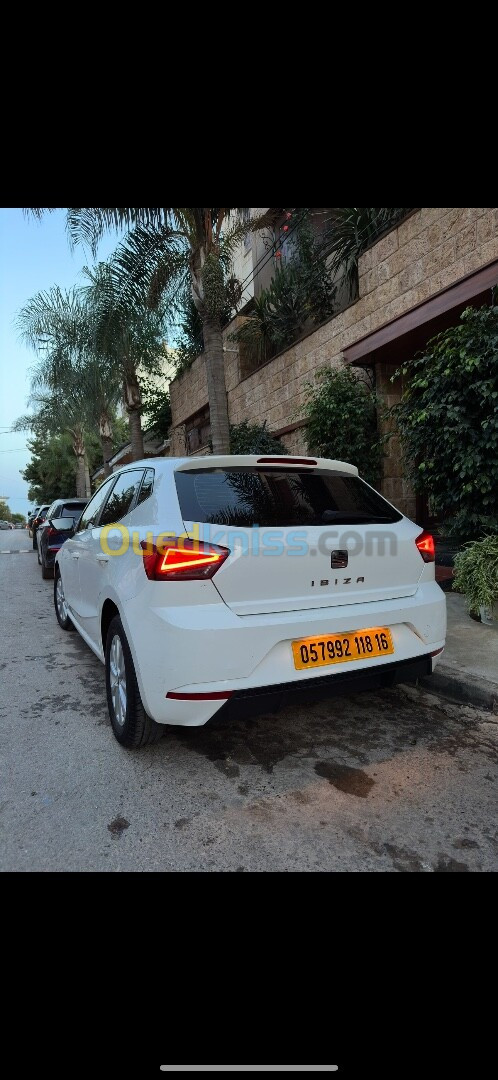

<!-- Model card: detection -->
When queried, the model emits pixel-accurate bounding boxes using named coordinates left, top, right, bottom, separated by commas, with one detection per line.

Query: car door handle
left=97, top=555, right=110, bottom=564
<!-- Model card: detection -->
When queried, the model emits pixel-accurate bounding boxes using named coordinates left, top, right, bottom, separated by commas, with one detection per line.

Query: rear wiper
left=322, top=510, right=394, bottom=523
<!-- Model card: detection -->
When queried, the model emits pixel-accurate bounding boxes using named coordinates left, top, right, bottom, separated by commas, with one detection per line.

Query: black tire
left=33, top=533, right=37, bottom=550
left=37, top=547, right=42, bottom=565
left=42, top=553, right=53, bottom=580
left=105, top=615, right=163, bottom=748
left=54, top=568, right=74, bottom=630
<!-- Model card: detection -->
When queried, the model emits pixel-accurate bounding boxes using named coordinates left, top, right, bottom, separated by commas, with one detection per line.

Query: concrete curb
left=417, top=664, right=498, bottom=713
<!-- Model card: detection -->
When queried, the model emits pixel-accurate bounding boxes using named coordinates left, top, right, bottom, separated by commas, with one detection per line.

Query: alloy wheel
left=109, top=634, right=127, bottom=727
left=56, top=576, right=68, bottom=622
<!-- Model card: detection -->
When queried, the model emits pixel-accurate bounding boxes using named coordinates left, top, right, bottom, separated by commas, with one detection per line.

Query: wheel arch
left=101, top=598, right=119, bottom=655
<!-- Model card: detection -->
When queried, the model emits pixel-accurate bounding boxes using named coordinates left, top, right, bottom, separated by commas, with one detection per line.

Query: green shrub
left=229, top=420, right=287, bottom=455
left=232, top=222, right=336, bottom=364
left=303, top=366, right=384, bottom=485
left=453, top=535, right=498, bottom=613
left=392, top=302, right=498, bottom=538
left=326, top=207, right=412, bottom=298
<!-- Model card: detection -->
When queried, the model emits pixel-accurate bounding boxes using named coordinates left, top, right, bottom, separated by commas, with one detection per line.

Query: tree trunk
left=202, top=315, right=230, bottom=454
left=100, top=413, right=114, bottom=477
left=124, top=375, right=144, bottom=460
left=71, top=425, right=88, bottom=498
left=75, top=454, right=86, bottom=498
left=101, top=436, right=113, bottom=477
left=84, top=456, right=91, bottom=498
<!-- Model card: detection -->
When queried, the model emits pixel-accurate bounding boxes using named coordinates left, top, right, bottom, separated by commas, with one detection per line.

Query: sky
left=0, top=208, right=119, bottom=517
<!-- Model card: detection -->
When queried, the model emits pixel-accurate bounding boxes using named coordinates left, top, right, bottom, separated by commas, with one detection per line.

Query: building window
left=186, top=406, right=211, bottom=454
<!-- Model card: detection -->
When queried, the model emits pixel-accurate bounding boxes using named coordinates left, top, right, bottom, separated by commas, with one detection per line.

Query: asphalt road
left=1, top=528, right=497, bottom=872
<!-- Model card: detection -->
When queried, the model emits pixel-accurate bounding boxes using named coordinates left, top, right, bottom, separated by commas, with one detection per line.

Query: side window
left=47, top=502, right=58, bottom=519
left=136, top=468, right=155, bottom=507
left=77, top=478, right=115, bottom=532
left=98, top=470, right=145, bottom=527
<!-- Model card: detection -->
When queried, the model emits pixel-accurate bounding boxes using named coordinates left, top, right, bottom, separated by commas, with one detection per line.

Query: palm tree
left=17, top=285, right=122, bottom=480
left=15, top=389, right=92, bottom=498
left=27, top=208, right=278, bottom=454
left=80, top=263, right=167, bottom=461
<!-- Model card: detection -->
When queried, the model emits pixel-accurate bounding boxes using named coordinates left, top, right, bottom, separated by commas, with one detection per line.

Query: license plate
left=292, top=627, right=394, bottom=670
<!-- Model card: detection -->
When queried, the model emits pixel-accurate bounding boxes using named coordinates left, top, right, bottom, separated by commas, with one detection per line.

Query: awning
left=343, top=259, right=498, bottom=366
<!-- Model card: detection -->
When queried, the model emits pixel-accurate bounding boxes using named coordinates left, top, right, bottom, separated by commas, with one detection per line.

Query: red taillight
left=415, top=531, right=435, bottom=562
left=140, top=538, right=229, bottom=581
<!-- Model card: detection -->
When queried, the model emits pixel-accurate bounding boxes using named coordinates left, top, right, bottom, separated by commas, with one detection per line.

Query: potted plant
left=453, top=535, right=498, bottom=625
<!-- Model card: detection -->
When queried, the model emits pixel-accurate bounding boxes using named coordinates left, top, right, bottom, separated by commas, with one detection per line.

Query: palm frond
left=109, top=223, right=188, bottom=310
left=325, top=207, right=412, bottom=298
left=24, top=208, right=60, bottom=220
left=64, top=208, right=176, bottom=255
left=17, top=285, right=87, bottom=352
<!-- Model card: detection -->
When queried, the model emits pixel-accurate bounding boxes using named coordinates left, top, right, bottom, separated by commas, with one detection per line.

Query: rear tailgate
left=175, top=463, right=426, bottom=616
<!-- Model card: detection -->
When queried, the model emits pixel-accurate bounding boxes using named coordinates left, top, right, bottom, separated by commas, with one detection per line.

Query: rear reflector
left=430, top=647, right=444, bottom=657
left=141, top=538, right=229, bottom=580
left=166, top=691, right=233, bottom=700
left=257, top=456, right=317, bottom=465
left=415, top=531, right=435, bottom=562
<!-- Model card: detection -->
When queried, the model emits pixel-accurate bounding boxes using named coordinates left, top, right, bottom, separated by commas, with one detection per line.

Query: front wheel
left=105, top=616, right=163, bottom=748
left=54, top=569, right=74, bottom=630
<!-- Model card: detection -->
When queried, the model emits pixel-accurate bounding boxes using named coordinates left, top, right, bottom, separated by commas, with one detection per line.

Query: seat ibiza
left=54, top=456, right=446, bottom=748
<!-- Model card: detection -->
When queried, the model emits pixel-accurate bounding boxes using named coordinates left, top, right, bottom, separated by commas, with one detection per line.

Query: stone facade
left=169, top=208, right=498, bottom=514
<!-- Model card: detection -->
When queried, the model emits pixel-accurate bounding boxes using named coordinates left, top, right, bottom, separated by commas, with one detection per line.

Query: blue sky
left=0, top=208, right=118, bottom=516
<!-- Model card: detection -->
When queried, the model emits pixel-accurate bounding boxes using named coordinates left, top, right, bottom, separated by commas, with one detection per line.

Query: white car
left=54, top=456, right=446, bottom=748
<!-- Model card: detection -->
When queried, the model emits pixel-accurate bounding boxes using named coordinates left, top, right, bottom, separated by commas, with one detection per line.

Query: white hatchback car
left=54, top=455, right=446, bottom=748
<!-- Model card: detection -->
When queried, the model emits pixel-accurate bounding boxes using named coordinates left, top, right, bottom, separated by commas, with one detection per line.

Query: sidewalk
left=418, top=591, right=498, bottom=711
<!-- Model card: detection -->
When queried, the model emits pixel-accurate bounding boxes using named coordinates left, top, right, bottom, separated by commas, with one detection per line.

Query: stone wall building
left=169, top=208, right=498, bottom=521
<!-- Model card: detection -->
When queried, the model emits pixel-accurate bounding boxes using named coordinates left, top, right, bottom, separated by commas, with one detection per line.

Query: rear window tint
left=175, top=468, right=402, bottom=527
left=61, top=502, right=86, bottom=515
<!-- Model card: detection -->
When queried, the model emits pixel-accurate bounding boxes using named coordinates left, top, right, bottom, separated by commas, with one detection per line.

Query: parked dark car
left=32, top=506, right=50, bottom=549
left=37, top=498, right=87, bottom=578
left=28, top=507, right=41, bottom=535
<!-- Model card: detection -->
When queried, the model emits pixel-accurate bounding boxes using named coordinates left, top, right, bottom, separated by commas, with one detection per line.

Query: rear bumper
left=121, top=580, right=446, bottom=726
left=217, top=653, right=433, bottom=721
left=45, top=542, right=66, bottom=565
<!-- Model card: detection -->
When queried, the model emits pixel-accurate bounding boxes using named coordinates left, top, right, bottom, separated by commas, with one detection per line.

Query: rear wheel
left=105, top=615, right=163, bottom=748
left=54, top=568, right=74, bottom=630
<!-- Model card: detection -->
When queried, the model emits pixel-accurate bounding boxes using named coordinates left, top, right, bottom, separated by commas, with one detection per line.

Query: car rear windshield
left=62, top=502, right=86, bottom=515
left=175, top=468, right=402, bottom=527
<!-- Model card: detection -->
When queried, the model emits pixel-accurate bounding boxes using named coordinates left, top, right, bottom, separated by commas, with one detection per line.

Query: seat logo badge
left=331, top=549, right=348, bottom=569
